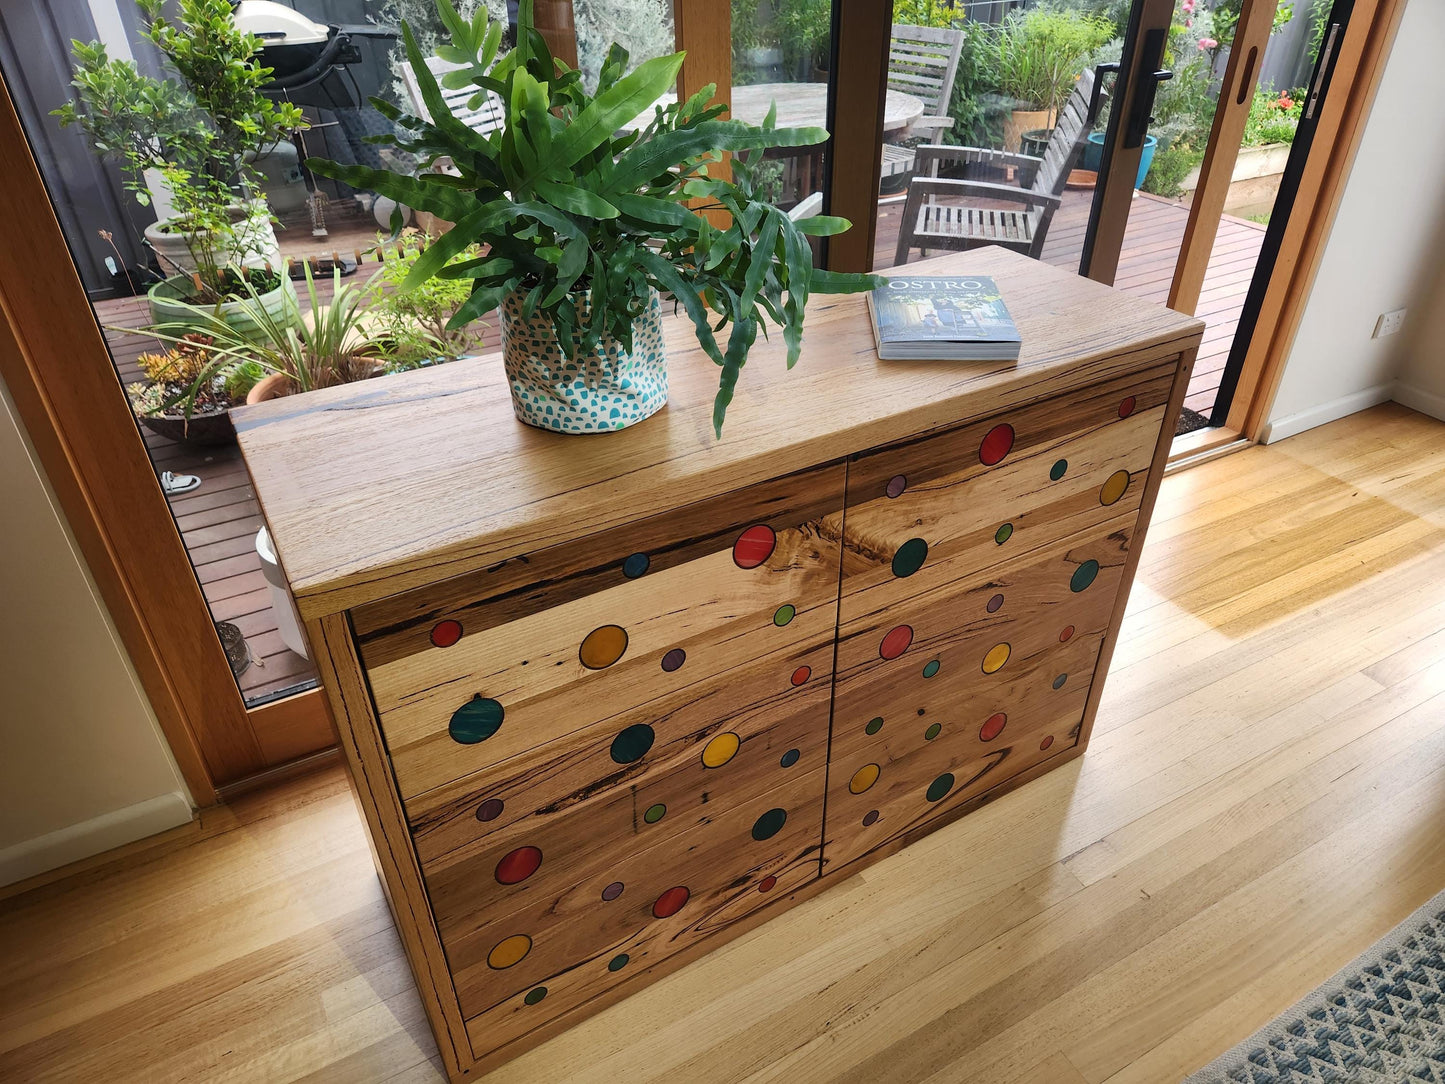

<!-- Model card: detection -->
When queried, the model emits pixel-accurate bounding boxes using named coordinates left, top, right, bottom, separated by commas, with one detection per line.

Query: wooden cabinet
left=236, top=249, right=1201, bottom=1079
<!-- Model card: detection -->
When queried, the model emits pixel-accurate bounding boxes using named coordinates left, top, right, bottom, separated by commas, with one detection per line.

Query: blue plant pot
left=1083, top=133, right=1158, bottom=188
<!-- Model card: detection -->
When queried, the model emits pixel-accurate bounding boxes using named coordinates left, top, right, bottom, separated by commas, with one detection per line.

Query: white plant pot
left=144, top=201, right=282, bottom=276
left=256, top=526, right=309, bottom=659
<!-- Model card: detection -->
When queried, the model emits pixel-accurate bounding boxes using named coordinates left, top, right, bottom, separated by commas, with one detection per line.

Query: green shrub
left=1141, top=138, right=1204, bottom=198
left=992, top=5, right=1114, bottom=118
left=1241, top=86, right=1304, bottom=146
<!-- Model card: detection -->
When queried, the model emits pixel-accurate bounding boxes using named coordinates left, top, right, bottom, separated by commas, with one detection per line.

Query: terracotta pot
left=246, top=373, right=292, bottom=404
left=1003, top=108, right=1051, bottom=153
left=500, top=288, right=667, bottom=434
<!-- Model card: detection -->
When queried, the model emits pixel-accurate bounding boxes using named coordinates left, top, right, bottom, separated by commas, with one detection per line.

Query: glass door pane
left=729, top=0, right=832, bottom=213
left=865, top=0, right=1319, bottom=439
left=0, top=0, right=519, bottom=709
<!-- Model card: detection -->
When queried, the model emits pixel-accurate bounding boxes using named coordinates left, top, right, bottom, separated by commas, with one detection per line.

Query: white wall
left=1393, top=203, right=1445, bottom=421
left=0, top=371, right=192, bottom=887
left=1262, top=0, right=1445, bottom=442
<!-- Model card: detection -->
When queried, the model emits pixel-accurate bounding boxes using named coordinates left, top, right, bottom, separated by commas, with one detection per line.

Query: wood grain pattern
left=407, top=635, right=835, bottom=868
left=350, top=463, right=843, bottom=669
left=305, top=614, right=473, bottom=1080
left=366, top=484, right=844, bottom=801
left=234, top=249, right=1202, bottom=618
left=442, top=764, right=826, bottom=1022
left=825, top=518, right=1134, bottom=874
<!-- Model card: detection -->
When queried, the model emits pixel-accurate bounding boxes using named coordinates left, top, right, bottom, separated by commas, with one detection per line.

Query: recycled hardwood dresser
left=235, top=248, right=1202, bottom=1079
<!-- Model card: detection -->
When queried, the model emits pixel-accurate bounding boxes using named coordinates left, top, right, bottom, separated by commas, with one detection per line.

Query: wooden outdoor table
left=730, top=81, right=924, bottom=132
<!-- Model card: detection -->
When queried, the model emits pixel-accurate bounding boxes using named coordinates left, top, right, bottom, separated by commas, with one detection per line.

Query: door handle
left=1089, top=62, right=1120, bottom=125
left=1125, top=28, right=1173, bottom=148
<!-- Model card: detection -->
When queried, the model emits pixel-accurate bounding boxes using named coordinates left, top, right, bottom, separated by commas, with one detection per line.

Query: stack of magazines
left=866, top=275, right=1022, bottom=362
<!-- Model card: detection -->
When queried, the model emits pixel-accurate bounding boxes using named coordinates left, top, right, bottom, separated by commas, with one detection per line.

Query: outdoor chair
left=894, top=68, right=1097, bottom=264
left=402, top=55, right=504, bottom=175
left=880, top=23, right=965, bottom=181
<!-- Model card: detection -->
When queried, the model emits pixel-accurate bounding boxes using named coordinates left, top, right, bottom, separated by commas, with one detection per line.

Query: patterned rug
left=1187, top=889, right=1445, bottom=1082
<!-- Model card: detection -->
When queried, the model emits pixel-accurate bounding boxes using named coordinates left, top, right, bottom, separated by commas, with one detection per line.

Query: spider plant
left=117, top=264, right=429, bottom=415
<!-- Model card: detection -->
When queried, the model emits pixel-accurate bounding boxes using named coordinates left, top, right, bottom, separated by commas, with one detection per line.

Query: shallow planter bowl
left=137, top=408, right=236, bottom=447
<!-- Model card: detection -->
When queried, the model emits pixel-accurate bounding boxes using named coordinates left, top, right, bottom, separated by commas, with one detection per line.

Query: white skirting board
left=1393, top=380, right=1445, bottom=423
left=0, top=791, right=193, bottom=888
left=1259, top=383, right=1396, bottom=443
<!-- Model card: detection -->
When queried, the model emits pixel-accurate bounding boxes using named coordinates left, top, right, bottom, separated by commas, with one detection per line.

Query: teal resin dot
left=449, top=696, right=503, bottom=744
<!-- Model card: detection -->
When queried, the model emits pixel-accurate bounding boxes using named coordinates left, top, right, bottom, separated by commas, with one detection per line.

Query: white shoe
left=160, top=471, right=201, bottom=495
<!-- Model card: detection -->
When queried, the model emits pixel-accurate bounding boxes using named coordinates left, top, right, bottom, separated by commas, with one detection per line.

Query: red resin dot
left=758, top=875, right=778, bottom=893
left=495, top=845, right=542, bottom=885
left=733, top=524, right=777, bottom=569
left=1040, top=735, right=1055, bottom=751
left=980, top=712, right=1007, bottom=742
left=430, top=619, right=463, bottom=648
left=652, top=886, right=690, bottom=918
left=791, top=665, right=811, bottom=687
left=1118, top=396, right=1137, bottom=419
left=1059, top=625, right=1075, bottom=643
left=979, top=423, right=1015, bottom=466
left=879, top=624, right=914, bottom=660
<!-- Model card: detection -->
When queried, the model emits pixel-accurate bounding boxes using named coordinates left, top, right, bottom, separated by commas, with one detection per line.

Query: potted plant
left=307, top=0, right=878, bottom=436
left=129, top=263, right=411, bottom=408
left=363, top=231, right=489, bottom=369
left=126, top=332, right=256, bottom=445
left=993, top=7, right=1111, bottom=152
left=54, top=0, right=306, bottom=331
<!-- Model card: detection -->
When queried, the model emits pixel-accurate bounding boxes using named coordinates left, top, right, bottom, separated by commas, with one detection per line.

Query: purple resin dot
left=987, top=593, right=1004, bottom=613
left=601, top=881, right=625, bottom=901
left=475, top=798, right=504, bottom=822
left=886, top=474, right=907, bottom=499
left=862, top=810, right=880, bottom=826
left=661, top=648, right=686, bottom=672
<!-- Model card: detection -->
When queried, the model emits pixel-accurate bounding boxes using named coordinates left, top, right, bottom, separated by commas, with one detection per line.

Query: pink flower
left=1198, top=37, right=1218, bottom=49
left=1181, top=0, right=1194, bottom=12
left=1185, top=17, right=1193, bottom=26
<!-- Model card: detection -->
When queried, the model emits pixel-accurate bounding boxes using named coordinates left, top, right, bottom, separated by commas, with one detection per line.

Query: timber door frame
left=0, top=75, right=335, bottom=802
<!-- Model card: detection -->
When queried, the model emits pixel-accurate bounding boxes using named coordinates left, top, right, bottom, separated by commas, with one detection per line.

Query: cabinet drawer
left=351, top=464, right=847, bottom=800
left=823, top=515, right=1135, bottom=874
left=831, top=362, right=1171, bottom=611
left=439, top=764, right=825, bottom=1053
left=408, top=632, right=834, bottom=871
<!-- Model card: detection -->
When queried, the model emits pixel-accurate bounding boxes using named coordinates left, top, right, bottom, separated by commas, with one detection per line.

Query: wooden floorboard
left=2, top=403, right=1441, bottom=1082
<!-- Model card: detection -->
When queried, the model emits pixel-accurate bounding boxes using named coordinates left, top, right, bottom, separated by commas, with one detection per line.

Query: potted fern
left=307, top=0, right=879, bottom=436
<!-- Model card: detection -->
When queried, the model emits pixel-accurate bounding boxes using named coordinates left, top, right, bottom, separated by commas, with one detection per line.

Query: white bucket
left=256, top=526, right=309, bottom=660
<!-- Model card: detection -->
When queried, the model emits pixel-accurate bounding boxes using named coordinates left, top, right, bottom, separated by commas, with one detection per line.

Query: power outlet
left=1373, top=308, right=1407, bottom=338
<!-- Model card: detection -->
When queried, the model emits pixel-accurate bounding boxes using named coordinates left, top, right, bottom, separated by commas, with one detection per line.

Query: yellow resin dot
left=1100, top=469, right=1131, bottom=506
left=849, top=763, right=881, bottom=794
left=982, top=642, right=1011, bottom=674
left=701, top=732, right=741, bottom=768
left=487, top=934, right=532, bottom=970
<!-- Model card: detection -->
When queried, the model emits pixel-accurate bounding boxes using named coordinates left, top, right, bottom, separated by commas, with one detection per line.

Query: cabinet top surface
left=234, top=248, right=1201, bottom=617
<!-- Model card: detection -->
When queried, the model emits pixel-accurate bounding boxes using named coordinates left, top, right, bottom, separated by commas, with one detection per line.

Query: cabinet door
left=348, top=464, right=846, bottom=1060
left=824, top=366, right=1170, bottom=874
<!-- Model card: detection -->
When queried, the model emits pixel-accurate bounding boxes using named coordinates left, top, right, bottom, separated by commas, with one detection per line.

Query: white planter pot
left=144, top=202, right=282, bottom=276
left=256, top=527, right=309, bottom=659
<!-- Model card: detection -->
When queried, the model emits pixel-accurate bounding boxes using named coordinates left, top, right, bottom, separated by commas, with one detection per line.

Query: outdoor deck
left=95, top=188, right=1259, bottom=705
left=874, top=186, right=1267, bottom=416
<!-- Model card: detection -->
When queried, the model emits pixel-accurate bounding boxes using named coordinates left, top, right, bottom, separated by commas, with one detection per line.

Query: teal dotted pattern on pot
left=500, top=288, right=668, bottom=434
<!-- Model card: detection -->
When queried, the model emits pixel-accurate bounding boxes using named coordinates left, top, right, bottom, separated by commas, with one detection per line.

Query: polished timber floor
left=2, top=402, right=1444, bottom=1083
